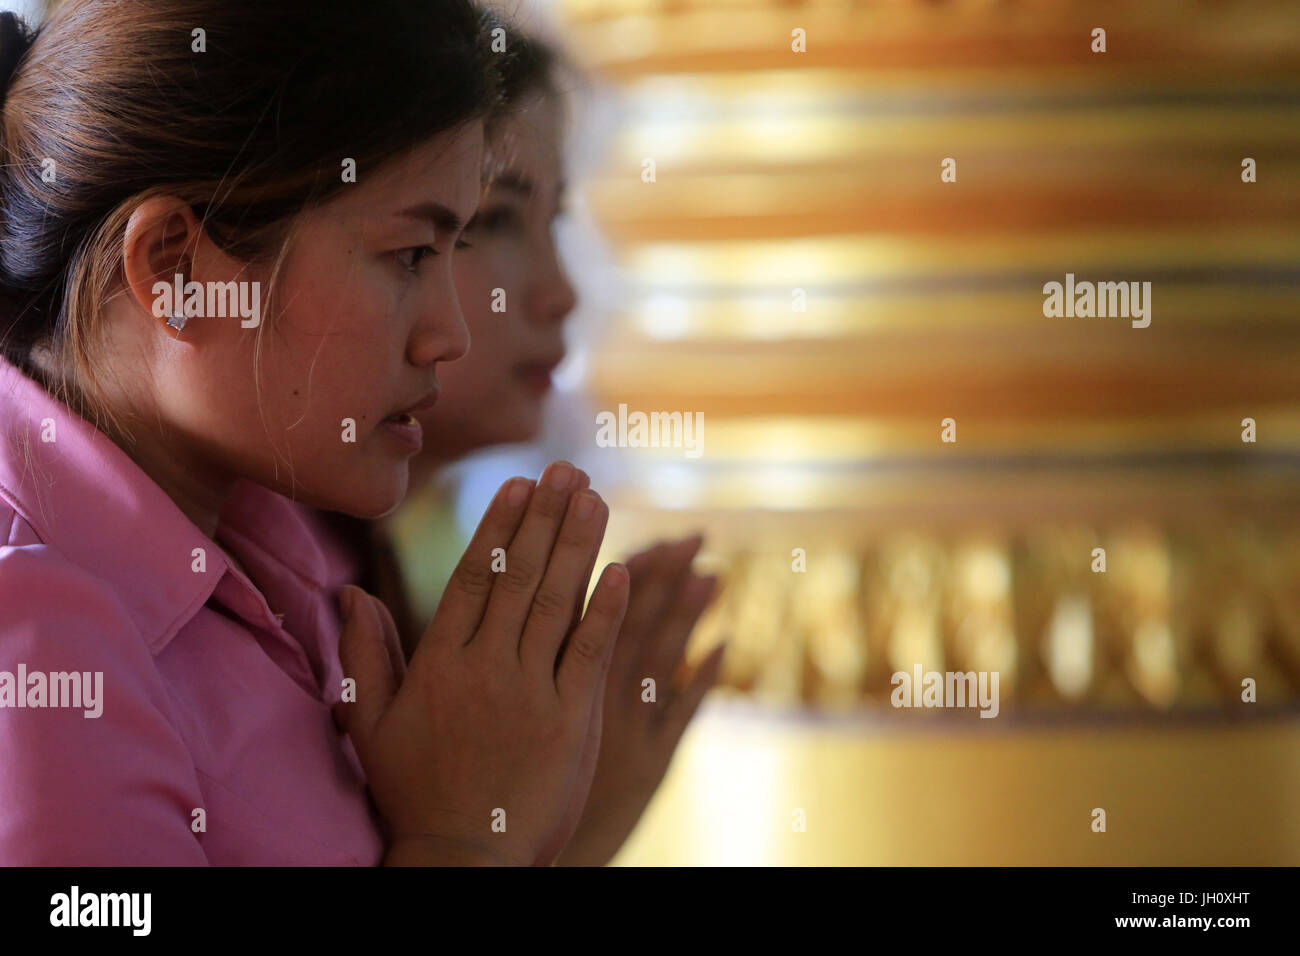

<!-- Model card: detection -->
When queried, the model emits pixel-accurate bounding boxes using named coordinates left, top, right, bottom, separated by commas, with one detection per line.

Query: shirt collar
left=218, top=479, right=344, bottom=593
left=0, top=355, right=336, bottom=656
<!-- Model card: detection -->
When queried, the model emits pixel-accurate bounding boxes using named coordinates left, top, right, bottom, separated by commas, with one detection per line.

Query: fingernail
left=507, top=477, right=532, bottom=506
left=546, top=461, right=574, bottom=490
left=603, top=563, right=628, bottom=588
left=574, top=489, right=598, bottom=520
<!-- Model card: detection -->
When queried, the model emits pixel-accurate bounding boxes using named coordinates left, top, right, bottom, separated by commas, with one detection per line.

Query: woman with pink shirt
left=315, top=33, right=727, bottom=866
left=0, top=1, right=627, bottom=866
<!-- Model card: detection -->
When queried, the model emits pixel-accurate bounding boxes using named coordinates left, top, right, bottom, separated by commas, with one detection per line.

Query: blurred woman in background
left=315, top=30, right=728, bottom=866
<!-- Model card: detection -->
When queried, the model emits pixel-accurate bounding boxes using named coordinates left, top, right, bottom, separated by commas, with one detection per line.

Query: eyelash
left=474, top=207, right=524, bottom=232
left=396, top=238, right=473, bottom=273
left=463, top=203, right=566, bottom=239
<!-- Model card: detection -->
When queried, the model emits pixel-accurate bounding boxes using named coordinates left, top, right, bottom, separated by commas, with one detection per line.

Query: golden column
left=559, top=0, right=1300, bottom=863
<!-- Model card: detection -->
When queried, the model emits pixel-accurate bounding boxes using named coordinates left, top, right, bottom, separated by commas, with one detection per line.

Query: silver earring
left=167, top=311, right=187, bottom=332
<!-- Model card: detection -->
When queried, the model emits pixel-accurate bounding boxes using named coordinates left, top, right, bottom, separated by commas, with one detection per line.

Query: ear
left=120, top=197, right=203, bottom=337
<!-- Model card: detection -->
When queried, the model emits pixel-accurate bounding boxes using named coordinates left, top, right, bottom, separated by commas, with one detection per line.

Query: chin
left=484, top=415, right=541, bottom=450
left=328, top=470, right=410, bottom=520
left=450, top=401, right=541, bottom=454
left=499, top=390, right=547, bottom=442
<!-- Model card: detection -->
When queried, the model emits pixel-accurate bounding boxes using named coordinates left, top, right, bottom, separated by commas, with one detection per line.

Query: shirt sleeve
left=0, top=540, right=210, bottom=865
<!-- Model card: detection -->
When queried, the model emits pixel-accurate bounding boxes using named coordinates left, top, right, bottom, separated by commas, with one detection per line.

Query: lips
left=519, top=355, right=564, bottom=376
left=383, top=386, right=440, bottom=424
left=515, top=355, right=564, bottom=392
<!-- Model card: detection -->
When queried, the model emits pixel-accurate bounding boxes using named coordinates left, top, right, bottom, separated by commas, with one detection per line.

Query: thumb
left=334, top=585, right=400, bottom=751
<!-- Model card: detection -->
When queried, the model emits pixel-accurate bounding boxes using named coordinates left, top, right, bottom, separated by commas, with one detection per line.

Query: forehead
left=335, top=121, right=485, bottom=216
left=399, top=122, right=485, bottom=184
left=484, top=94, right=563, bottom=184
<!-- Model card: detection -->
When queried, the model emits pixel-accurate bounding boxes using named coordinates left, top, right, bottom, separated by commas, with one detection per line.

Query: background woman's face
left=414, top=94, right=577, bottom=471
left=185, top=123, right=483, bottom=519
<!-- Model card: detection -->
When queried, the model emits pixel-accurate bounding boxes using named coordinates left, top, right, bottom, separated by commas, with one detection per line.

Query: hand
left=528, top=468, right=614, bottom=866
left=556, top=534, right=726, bottom=866
left=333, top=462, right=628, bottom=866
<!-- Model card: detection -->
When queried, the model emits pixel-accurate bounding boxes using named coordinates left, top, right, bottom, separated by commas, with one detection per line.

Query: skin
left=110, top=124, right=484, bottom=536
left=338, top=461, right=628, bottom=867
left=400, top=95, right=728, bottom=866
left=555, top=538, right=724, bottom=866
left=411, top=94, right=576, bottom=487
left=95, top=119, right=625, bottom=865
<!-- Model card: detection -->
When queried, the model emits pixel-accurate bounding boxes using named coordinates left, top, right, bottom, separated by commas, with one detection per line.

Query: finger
left=553, top=477, right=603, bottom=682
left=333, top=585, right=398, bottom=752
left=371, top=593, right=408, bottom=684
left=564, top=471, right=596, bottom=633
left=422, top=476, right=534, bottom=655
left=660, top=643, right=727, bottom=747
left=519, top=488, right=609, bottom=676
left=476, top=461, right=585, bottom=658
left=623, top=543, right=670, bottom=601
left=566, top=469, right=599, bottom=631
left=570, top=624, right=614, bottom=841
left=556, top=563, right=629, bottom=704
left=648, top=573, right=719, bottom=679
left=621, top=540, right=679, bottom=603
left=618, top=535, right=703, bottom=650
left=606, top=545, right=674, bottom=679
left=623, top=541, right=665, bottom=580
left=568, top=542, right=600, bottom=636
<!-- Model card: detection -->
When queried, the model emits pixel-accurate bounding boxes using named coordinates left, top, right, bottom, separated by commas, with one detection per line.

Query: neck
left=116, top=425, right=234, bottom=540
left=72, top=330, right=237, bottom=540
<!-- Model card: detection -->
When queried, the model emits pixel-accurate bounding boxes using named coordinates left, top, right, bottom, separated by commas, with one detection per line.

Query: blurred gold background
left=545, top=0, right=1300, bottom=864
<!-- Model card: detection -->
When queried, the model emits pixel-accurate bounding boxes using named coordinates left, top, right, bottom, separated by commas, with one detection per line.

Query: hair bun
left=0, top=11, right=37, bottom=109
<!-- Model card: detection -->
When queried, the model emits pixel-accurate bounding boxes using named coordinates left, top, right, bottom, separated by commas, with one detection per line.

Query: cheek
left=258, top=276, right=401, bottom=437
left=431, top=318, right=524, bottom=424
left=454, top=249, right=528, bottom=357
left=455, top=244, right=526, bottom=318
left=440, top=298, right=536, bottom=413
left=453, top=254, right=497, bottom=318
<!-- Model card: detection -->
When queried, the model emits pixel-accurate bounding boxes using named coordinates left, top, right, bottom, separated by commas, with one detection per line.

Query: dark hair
left=0, top=12, right=34, bottom=104
left=497, top=28, right=562, bottom=106
left=483, top=27, right=573, bottom=150
left=0, top=0, right=502, bottom=431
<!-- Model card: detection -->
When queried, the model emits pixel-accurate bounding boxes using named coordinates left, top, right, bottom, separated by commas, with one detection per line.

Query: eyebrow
left=482, top=171, right=569, bottom=212
left=390, top=201, right=468, bottom=234
left=485, top=170, right=535, bottom=198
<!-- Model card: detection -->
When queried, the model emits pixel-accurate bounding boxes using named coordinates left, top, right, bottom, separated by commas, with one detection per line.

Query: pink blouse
left=0, top=354, right=384, bottom=865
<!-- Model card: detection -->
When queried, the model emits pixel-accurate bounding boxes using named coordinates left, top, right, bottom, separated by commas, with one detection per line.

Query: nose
left=408, top=265, right=471, bottom=367
left=528, top=235, right=578, bottom=327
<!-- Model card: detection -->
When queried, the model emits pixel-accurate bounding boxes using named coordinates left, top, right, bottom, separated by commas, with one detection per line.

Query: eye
left=395, top=245, right=436, bottom=272
left=467, top=205, right=524, bottom=236
left=395, top=235, right=474, bottom=269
